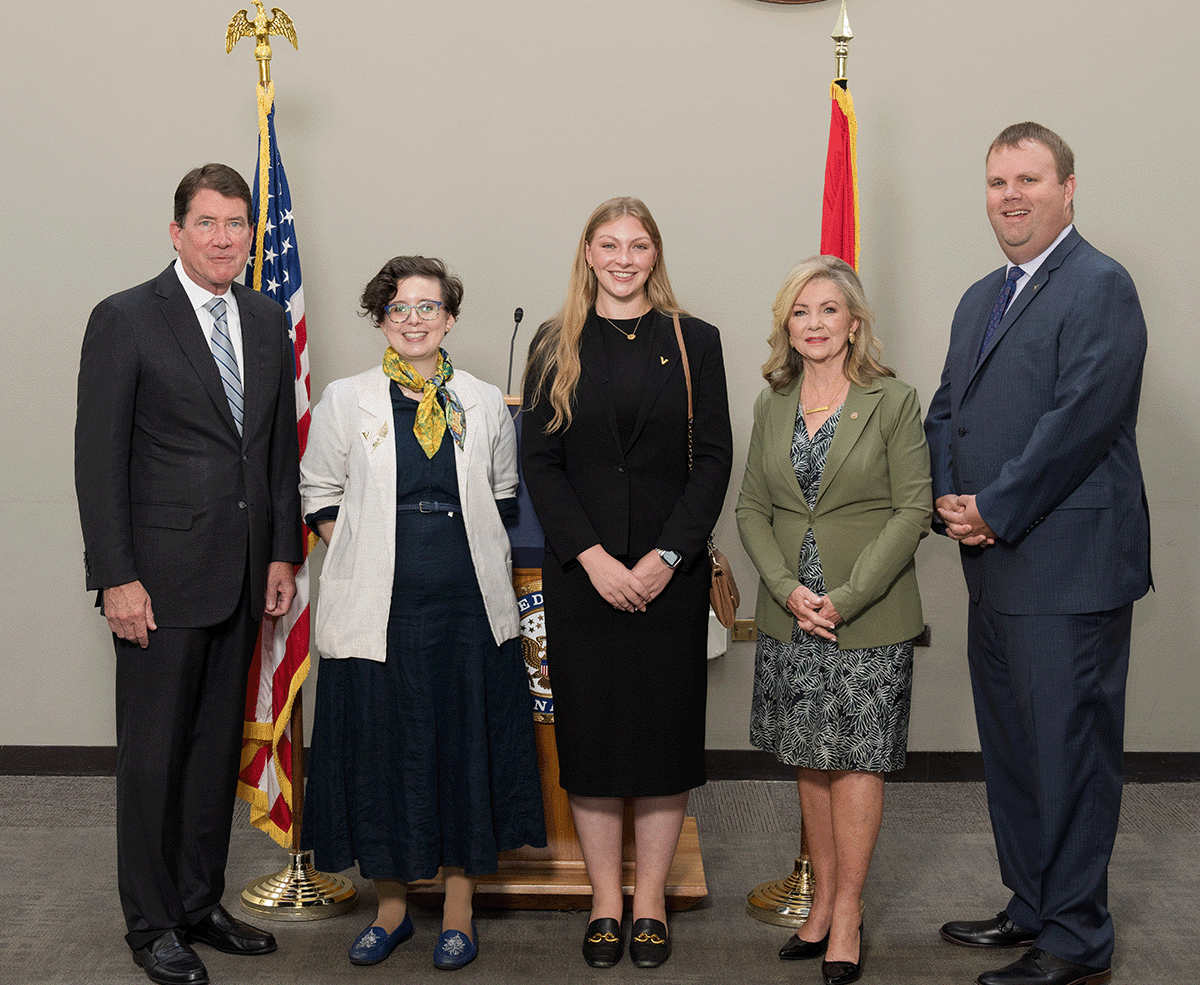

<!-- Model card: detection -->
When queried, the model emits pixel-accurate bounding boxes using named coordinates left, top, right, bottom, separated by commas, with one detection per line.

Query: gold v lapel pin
left=363, top=421, right=389, bottom=450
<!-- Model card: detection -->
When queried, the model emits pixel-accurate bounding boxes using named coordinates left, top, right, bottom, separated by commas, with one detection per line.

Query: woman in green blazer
left=736, top=256, right=931, bottom=985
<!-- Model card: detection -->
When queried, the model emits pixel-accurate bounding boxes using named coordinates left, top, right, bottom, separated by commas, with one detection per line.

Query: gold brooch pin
left=364, top=421, right=388, bottom=449
left=660, top=356, right=669, bottom=365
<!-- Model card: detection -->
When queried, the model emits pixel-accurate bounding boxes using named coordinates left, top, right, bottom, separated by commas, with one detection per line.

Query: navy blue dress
left=302, top=385, right=546, bottom=880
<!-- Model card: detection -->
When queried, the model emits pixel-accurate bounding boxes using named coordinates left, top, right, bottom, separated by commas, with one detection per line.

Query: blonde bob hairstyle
left=762, top=255, right=892, bottom=392
left=524, top=196, right=686, bottom=432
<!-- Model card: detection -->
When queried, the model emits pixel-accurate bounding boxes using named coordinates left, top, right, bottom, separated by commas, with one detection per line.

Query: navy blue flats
left=434, top=921, right=478, bottom=970
left=348, top=913, right=415, bottom=965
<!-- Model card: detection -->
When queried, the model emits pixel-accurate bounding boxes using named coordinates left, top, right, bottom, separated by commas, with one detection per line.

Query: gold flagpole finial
left=832, top=0, right=853, bottom=85
left=226, top=2, right=298, bottom=87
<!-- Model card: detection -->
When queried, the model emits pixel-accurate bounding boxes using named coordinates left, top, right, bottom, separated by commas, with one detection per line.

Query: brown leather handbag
left=673, top=314, right=740, bottom=628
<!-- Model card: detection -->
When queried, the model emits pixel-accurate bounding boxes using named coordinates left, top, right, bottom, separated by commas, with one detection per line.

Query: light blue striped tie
left=205, top=297, right=244, bottom=435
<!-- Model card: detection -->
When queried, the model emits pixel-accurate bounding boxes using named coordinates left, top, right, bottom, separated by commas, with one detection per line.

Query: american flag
left=236, top=100, right=314, bottom=848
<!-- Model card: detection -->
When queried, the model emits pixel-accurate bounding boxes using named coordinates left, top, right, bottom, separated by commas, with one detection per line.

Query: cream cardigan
left=300, top=365, right=519, bottom=660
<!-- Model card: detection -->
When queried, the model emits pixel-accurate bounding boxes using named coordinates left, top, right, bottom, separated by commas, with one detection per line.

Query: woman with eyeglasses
left=300, top=256, right=545, bottom=971
left=522, top=198, right=732, bottom=968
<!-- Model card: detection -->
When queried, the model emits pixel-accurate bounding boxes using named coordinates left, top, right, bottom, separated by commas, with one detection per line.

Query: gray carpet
left=2, top=777, right=1195, bottom=983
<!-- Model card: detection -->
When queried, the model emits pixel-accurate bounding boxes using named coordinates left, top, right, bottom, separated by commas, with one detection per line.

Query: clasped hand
left=935, top=493, right=996, bottom=547
left=578, top=545, right=674, bottom=612
left=786, top=585, right=841, bottom=642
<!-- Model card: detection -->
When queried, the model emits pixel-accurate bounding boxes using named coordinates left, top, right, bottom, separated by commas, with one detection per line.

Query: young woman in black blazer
left=522, top=197, right=732, bottom=969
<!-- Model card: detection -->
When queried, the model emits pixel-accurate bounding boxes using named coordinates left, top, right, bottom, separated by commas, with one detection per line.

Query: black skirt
left=543, top=551, right=710, bottom=798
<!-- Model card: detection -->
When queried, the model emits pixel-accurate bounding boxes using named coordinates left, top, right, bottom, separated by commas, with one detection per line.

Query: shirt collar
left=173, top=257, right=236, bottom=313
left=1008, top=223, right=1074, bottom=283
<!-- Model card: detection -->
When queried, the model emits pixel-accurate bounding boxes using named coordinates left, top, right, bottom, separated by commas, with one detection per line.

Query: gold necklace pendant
left=603, top=312, right=644, bottom=340
left=801, top=379, right=847, bottom=415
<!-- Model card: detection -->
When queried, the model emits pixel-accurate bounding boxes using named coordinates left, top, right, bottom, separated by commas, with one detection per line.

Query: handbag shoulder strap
left=672, top=313, right=695, bottom=470
left=672, top=312, right=693, bottom=420
left=674, top=313, right=718, bottom=560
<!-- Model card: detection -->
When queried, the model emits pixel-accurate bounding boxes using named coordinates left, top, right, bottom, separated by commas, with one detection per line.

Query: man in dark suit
left=925, top=123, right=1150, bottom=985
left=75, top=164, right=302, bottom=985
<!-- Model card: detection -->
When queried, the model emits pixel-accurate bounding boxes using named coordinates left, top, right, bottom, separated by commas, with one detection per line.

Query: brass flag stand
left=745, top=0, right=856, bottom=929
left=226, top=3, right=356, bottom=919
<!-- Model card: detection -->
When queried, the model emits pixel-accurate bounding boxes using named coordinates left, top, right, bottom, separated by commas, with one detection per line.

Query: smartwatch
left=656, top=548, right=682, bottom=569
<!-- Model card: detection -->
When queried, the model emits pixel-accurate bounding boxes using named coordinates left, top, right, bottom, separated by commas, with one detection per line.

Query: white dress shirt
left=174, top=258, right=245, bottom=378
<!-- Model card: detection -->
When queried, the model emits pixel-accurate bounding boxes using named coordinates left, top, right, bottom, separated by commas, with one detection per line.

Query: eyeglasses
left=384, top=301, right=444, bottom=323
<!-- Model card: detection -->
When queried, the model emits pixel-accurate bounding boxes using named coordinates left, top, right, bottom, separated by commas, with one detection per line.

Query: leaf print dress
left=749, top=405, right=914, bottom=772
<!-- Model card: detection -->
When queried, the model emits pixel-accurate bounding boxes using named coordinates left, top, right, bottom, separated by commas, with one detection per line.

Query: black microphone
left=507, top=306, right=525, bottom=395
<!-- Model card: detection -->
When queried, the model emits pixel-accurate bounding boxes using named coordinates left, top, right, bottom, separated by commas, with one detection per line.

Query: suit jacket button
left=957, top=426, right=968, bottom=436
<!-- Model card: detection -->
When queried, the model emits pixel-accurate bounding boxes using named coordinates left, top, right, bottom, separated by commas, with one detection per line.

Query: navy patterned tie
left=978, top=265, right=1025, bottom=363
left=205, top=296, right=244, bottom=434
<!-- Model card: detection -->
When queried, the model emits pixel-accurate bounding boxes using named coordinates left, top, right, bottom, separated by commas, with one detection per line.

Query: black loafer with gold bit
left=582, top=918, right=623, bottom=968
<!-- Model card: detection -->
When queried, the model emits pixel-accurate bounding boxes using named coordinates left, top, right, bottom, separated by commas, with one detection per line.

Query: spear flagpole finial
left=832, top=0, right=853, bottom=84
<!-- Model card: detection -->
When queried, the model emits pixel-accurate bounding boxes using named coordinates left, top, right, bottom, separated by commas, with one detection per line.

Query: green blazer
left=736, top=374, right=932, bottom=650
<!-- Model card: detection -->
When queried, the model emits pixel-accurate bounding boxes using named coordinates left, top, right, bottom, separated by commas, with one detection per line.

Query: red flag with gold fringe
left=820, top=81, right=860, bottom=269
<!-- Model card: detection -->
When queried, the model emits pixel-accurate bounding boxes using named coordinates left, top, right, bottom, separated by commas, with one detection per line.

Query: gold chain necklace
left=801, top=378, right=848, bottom=415
left=603, top=312, right=645, bottom=340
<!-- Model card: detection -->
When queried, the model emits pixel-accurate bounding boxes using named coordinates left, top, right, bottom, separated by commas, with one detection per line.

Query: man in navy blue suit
left=925, top=123, right=1151, bottom=985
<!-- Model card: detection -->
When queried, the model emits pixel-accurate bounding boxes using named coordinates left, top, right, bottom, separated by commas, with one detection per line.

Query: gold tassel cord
left=252, top=80, right=274, bottom=292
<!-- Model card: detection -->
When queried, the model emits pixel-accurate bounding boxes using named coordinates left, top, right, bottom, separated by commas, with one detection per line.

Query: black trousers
left=114, top=578, right=259, bottom=949
left=967, top=597, right=1133, bottom=968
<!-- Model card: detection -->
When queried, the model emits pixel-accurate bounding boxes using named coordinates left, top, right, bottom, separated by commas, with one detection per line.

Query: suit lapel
left=446, top=373, right=478, bottom=503
left=579, top=318, right=622, bottom=454
left=768, top=379, right=811, bottom=515
left=963, top=267, right=1006, bottom=380
left=359, top=372, right=396, bottom=512
left=156, top=266, right=240, bottom=436
left=233, top=284, right=264, bottom=448
left=815, top=382, right=881, bottom=508
left=625, top=313, right=680, bottom=452
left=971, top=228, right=1083, bottom=381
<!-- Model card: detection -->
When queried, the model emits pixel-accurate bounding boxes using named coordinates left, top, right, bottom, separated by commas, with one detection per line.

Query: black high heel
left=821, top=922, right=863, bottom=985
left=779, top=929, right=829, bottom=960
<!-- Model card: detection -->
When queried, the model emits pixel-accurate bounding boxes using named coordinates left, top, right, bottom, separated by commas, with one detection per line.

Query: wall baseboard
left=2, top=746, right=1197, bottom=783
left=703, top=749, right=1200, bottom=783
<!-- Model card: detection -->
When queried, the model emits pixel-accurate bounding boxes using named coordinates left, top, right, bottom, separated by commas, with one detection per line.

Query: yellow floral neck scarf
left=382, top=347, right=466, bottom=458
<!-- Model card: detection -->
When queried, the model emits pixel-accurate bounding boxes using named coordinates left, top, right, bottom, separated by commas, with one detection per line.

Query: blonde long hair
left=762, top=255, right=893, bottom=391
left=525, top=197, right=686, bottom=432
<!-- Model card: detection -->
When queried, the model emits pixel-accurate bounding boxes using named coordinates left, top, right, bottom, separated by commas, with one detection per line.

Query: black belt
left=396, top=500, right=462, bottom=515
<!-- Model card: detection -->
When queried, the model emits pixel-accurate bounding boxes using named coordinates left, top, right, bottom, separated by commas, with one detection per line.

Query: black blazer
left=75, top=264, right=302, bottom=627
left=521, top=311, right=732, bottom=571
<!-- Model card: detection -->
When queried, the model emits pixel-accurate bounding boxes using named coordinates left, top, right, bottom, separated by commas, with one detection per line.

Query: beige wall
left=4, top=0, right=1195, bottom=751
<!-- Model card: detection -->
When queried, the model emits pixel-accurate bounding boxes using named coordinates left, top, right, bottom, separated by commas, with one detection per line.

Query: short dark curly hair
left=360, top=256, right=464, bottom=324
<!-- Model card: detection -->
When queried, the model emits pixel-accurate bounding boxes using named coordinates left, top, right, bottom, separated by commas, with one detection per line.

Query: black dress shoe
left=820, top=921, right=863, bottom=984
left=779, top=929, right=829, bottom=959
left=582, top=918, right=623, bottom=968
left=131, top=930, right=209, bottom=985
left=822, top=958, right=863, bottom=985
left=187, top=904, right=278, bottom=955
left=941, top=912, right=1038, bottom=949
left=629, top=918, right=670, bottom=968
left=976, top=947, right=1111, bottom=985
